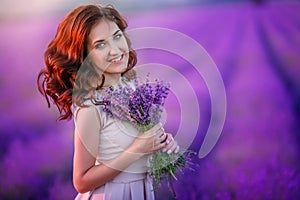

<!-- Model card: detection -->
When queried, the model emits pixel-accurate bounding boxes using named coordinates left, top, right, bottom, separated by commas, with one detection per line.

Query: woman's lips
left=110, top=54, right=123, bottom=64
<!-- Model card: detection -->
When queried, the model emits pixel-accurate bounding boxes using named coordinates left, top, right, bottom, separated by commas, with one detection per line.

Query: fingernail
left=166, top=140, right=169, bottom=145
left=167, top=149, right=171, bottom=154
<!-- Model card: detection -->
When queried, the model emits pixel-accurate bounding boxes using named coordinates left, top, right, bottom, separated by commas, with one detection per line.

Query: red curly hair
left=37, top=4, right=137, bottom=121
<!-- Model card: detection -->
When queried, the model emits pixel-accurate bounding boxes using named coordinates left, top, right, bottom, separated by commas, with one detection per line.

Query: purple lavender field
left=1, top=1, right=300, bottom=199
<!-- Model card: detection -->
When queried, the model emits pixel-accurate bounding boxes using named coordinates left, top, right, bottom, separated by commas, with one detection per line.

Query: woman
left=37, top=4, right=179, bottom=200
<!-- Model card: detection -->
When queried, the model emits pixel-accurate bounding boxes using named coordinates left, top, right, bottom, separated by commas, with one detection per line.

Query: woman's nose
left=109, top=43, right=120, bottom=56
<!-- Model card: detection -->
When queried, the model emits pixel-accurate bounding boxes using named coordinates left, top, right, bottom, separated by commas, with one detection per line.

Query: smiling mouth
left=110, top=54, right=123, bottom=64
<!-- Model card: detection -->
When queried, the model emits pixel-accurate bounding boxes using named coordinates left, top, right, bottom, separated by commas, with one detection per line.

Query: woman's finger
left=152, top=140, right=165, bottom=151
left=159, top=133, right=167, bottom=143
left=142, top=123, right=162, bottom=138
left=167, top=140, right=178, bottom=154
left=175, top=145, right=180, bottom=154
left=162, top=133, right=173, bottom=152
left=161, top=133, right=180, bottom=154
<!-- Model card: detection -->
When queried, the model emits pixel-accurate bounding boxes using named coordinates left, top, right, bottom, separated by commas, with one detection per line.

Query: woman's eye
left=95, top=42, right=105, bottom=49
left=114, top=33, right=123, bottom=40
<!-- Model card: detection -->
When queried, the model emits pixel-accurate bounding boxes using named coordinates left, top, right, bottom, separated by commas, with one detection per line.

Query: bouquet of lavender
left=99, top=76, right=190, bottom=193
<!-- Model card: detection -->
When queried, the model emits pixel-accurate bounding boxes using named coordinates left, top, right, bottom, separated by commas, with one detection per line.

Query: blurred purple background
left=1, top=0, right=300, bottom=199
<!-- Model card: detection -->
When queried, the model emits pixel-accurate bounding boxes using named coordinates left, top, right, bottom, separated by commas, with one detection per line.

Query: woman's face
left=87, top=19, right=129, bottom=75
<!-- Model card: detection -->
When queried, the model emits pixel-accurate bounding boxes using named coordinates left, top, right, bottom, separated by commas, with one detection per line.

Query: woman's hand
left=161, top=133, right=180, bottom=154
left=128, top=123, right=166, bottom=155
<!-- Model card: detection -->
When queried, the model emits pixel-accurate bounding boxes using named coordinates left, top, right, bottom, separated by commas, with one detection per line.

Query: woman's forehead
left=88, top=20, right=119, bottom=43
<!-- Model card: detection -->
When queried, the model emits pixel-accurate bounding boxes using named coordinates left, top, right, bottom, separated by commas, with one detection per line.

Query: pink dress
left=73, top=83, right=155, bottom=200
left=75, top=172, right=154, bottom=200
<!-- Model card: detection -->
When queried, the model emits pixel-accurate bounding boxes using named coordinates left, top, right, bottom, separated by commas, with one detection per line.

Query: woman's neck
left=102, top=73, right=122, bottom=88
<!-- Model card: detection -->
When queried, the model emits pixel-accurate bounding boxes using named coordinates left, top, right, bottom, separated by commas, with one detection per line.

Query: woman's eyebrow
left=92, top=30, right=121, bottom=45
left=113, top=30, right=121, bottom=36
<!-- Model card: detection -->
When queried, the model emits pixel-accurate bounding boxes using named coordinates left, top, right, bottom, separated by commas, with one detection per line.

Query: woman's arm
left=73, top=106, right=166, bottom=193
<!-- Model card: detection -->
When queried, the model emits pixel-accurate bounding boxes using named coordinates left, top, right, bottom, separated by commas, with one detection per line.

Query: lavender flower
left=98, top=76, right=191, bottom=195
left=100, top=77, right=170, bottom=132
left=153, top=79, right=170, bottom=105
